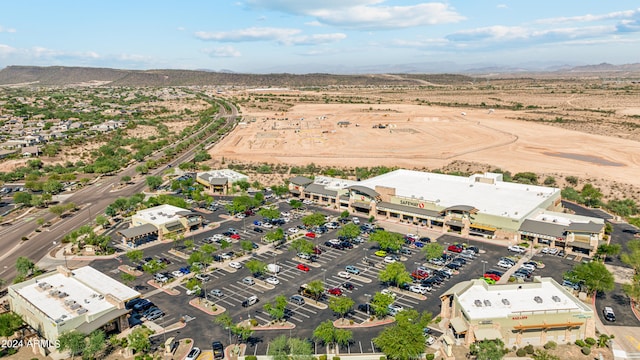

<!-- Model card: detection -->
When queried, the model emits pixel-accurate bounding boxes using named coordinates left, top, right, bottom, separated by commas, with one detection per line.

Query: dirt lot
left=211, top=99, right=640, bottom=199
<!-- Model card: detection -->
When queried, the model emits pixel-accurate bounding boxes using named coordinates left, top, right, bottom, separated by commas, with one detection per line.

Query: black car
left=445, top=262, right=460, bottom=270
left=467, top=246, right=480, bottom=254
left=324, top=241, right=333, bottom=247
left=441, top=254, right=453, bottom=262
left=125, top=298, right=145, bottom=310
left=419, top=237, right=431, bottom=243
left=341, top=241, right=353, bottom=249
left=213, top=255, right=223, bottom=262
left=357, top=303, right=374, bottom=315
left=342, top=282, right=355, bottom=290
left=434, top=270, right=452, bottom=278
left=421, top=278, right=440, bottom=286
left=254, top=227, right=264, bottom=233
left=452, top=257, right=466, bottom=265
left=212, top=341, right=225, bottom=359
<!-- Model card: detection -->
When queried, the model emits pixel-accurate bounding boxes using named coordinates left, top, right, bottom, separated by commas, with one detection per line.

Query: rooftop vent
left=502, top=299, right=510, bottom=305
left=534, top=296, right=543, bottom=303
left=58, top=292, right=69, bottom=298
left=474, top=300, right=483, bottom=307
left=63, top=299, right=76, bottom=306
left=70, top=303, right=81, bottom=310
left=49, top=290, right=60, bottom=297
left=552, top=296, right=561, bottom=302
left=77, top=307, right=88, bottom=315
left=38, top=282, right=53, bottom=290
left=483, top=300, right=492, bottom=307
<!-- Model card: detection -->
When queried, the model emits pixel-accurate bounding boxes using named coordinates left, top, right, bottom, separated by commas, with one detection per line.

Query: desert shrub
left=250, top=319, right=258, bottom=326
left=584, top=337, right=596, bottom=347
left=379, top=357, right=386, bottom=360
left=333, top=357, right=340, bottom=360
left=544, top=341, right=557, bottom=349
left=581, top=346, right=591, bottom=355
left=425, top=355, right=435, bottom=360
left=245, top=356, right=258, bottom=360
left=516, top=348, right=527, bottom=357
left=524, top=344, right=534, bottom=354
left=185, top=339, right=191, bottom=344
left=319, top=356, right=327, bottom=360
left=575, top=339, right=586, bottom=347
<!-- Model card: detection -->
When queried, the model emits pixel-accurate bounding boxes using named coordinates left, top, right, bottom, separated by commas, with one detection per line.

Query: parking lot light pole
left=322, top=269, right=326, bottom=285
left=481, top=260, right=488, bottom=276
left=225, top=326, right=231, bottom=345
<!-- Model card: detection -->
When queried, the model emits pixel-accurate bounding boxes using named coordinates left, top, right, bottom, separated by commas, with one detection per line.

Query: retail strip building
left=290, top=169, right=605, bottom=257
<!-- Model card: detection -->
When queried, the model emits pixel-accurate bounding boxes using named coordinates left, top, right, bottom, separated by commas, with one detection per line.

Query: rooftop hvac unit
left=49, top=290, right=60, bottom=297
left=534, top=296, right=543, bottom=303
left=70, top=303, right=81, bottom=310
left=474, top=300, right=483, bottom=307
left=502, top=299, right=510, bottom=305
left=64, top=299, right=76, bottom=306
left=58, top=292, right=69, bottom=298
left=483, top=300, right=492, bottom=307
left=552, top=296, right=561, bottom=302
left=77, top=307, right=88, bottom=314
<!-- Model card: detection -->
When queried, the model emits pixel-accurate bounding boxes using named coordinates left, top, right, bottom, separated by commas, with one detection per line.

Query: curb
left=189, top=298, right=226, bottom=315
left=147, top=280, right=180, bottom=296
left=333, top=317, right=395, bottom=329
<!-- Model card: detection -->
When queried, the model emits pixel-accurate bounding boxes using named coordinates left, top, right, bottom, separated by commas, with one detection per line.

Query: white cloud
left=305, top=20, right=323, bottom=27
left=195, top=27, right=301, bottom=42
left=177, top=27, right=185, bottom=31
left=534, top=9, right=639, bottom=25
left=245, top=1, right=464, bottom=29
left=204, top=46, right=242, bottom=57
left=0, top=25, right=16, bottom=33
left=0, top=44, right=16, bottom=56
left=282, top=33, right=346, bottom=45
left=496, top=4, right=507, bottom=9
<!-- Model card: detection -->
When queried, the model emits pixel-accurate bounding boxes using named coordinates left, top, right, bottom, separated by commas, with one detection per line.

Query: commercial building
left=117, top=204, right=202, bottom=246
left=439, top=277, right=595, bottom=347
left=8, top=266, right=139, bottom=350
left=290, top=169, right=605, bottom=257
left=196, top=169, right=249, bottom=194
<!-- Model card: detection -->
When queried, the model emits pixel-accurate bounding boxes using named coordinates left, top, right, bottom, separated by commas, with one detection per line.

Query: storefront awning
left=474, top=328, right=502, bottom=341
left=570, top=242, right=594, bottom=250
left=513, top=321, right=583, bottom=330
left=117, top=224, right=158, bottom=239
left=470, top=224, right=497, bottom=232
left=352, top=202, right=371, bottom=210
left=165, top=221, right=184, bottom=232
left=289, top=188, right=301, bottom=195
left=450, top=317, right=468, bottom=333
left=446, top=220, right=464, bottom=228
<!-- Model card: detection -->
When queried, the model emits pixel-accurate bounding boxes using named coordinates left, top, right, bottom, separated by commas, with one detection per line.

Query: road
left=0, top=99, right=239, bottom=282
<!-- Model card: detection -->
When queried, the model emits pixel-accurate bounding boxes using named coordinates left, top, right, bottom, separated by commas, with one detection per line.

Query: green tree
left=290, top=238, right=314, bottom=255
left=581, top=183, right=603, bottom=207
left=135, top=164, right=149, bottom=175
left=286, top=337, right=314, bottom=360
left=305, top=280, right=325, bottom=300
left=13, top=192, right=32, bottom=205
left=142, top=259, right=166, bottom=275
left=301, top=213, right=325, bottom=227
left=120, top=272, right=137, bottom=286
left=85, top=330, right=106, bottom=359
left=258, top=207, right=280, bottom=220
left=49, top=204, right=67, bottom=218
left=268, top=335, right=289, bottom=360
left=263, top=295, right=288, bottom=322
left=126, top=250, right=144, bottom=264
left=264, top=228, right=285, bottom=243
left=564, top=261, right=614, bottom=295
left=373, top=323, right=425, bottom=360
left=16, top=257, right=35, bottom=277
left=121, top=175, right=131, bottom=184
left=370, top=292, right=394, bottom=317
left=469, top=339, right=507, bottom=360
left=232, top=324, right=253, bottom=343
left=146, top=176, right=163, bottom=190
left=0, top=312, right=23, bottom=337
left=43, top=179, right=64, bottom=194
left=245, top=259, right=267, bottom=276
left=241, top=240, right=255, bottom=253
left=127, top=327, right=153, bottom=354
left=201, top=243, right=217, bottom=255
left=313, top=320, right=352, bottom=351
left=329, top=296, right=355, bottom=319
left=621, top=239, right=640, bottom=272
left=254, top=192, right=265, bottom=203
left=289, top=199, right=303, bottom=209
left=596, top=243, right=621, bottom=261
left=378, top=262, right=412, bottom=287
left=337, top=223, right=360, bottom=240
left=423, top=242, right=445, bottom=260
left=271, top=185, right=289, bottom=198
left=532, top=349, right=561, bottom=360
left=340, top=210, right=350, bottom=218
left=58, top=331, right=86, bottom=360
left=95, top=214, right=109, bottom=228
left=565, top=176, right=579, bottom=186
left=368, top=230, right=404, bottom=252
left=214, top=313, right=233, bottom=329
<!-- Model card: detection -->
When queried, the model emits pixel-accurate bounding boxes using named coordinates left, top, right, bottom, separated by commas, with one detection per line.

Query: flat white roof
left=313, top=176, right=358, bottom=190
left=198, top=169, right=248, bottom=182
left=458, top=278, right=589, bottom=320
left=358, top=169, right=560, bottom=220
left=532, top=209, right=605, bottom=226
left=14, top=266, right=139, bottom=322
left=135, top=204, right=187, bottom=227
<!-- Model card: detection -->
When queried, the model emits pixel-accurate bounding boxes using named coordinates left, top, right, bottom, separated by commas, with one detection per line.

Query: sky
left=0, top=1, right=639, bottom=74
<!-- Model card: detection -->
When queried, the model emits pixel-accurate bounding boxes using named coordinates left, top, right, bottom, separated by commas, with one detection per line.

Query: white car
left=229, top=261, right=242, bottom=269
left=508, top=245, right=527, bottom=254
left=337, top=271, right=351, bottom=279
left=265, top=277, right=280, bottom=285
left=297, top=252, right=311, bottom=260
left=497, top=260, right=513, bottom=269
left=185, top=347, right=201, bottom=360
left=236, top=213, right=246, bottom=219
left=281, top=211, right=291, bottom=217
left=329, top=239, right=342, bottom=245
left=387, top=303, right=404, bottom=315
left=303, top=199, right=313, bottom=205
left=381, top=289, right=397, bottom=299
left=262, top=223, right=273, bottom=228
left=520, top=264, right=536, bottom=272
left=288, top=227, right=299, bottom=234
left=352, top=217, right=360, bottom=224
left=409, top=285, right=428, bottom=294
left=186, top=286, right=201, bottom=295
left=425, top=335, right=436, bottom=346
left=548, top=247, right=559, bottom=255
left=384, top=256, right=397, bottom=264
left=171, top=270, right=184, bottom=278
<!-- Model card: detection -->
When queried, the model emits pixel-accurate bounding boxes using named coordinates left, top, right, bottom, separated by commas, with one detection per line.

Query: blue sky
left=0, top=1, right=639, bottom=73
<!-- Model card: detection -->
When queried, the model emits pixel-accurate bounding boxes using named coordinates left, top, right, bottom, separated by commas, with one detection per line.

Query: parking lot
left=90, top=200, right=607, bottom=356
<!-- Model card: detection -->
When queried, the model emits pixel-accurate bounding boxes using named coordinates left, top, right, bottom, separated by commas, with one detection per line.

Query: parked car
left=241, top=295, right=259, bottom=307
left=358, top=303, right=374, bottom=315
left=186, top=347, right=201, bottom=360
left=212, top=341, right=224, bottom=359
left=484, top=273, right=501, bottom=281
left=387, top=303, right=404, bottom=316
left=229, top=261, right=242, bottom=269
left=290, top=295, right=305, bottom=305
left=381, top=289, right=397, bottom=299
left=337, top=271, right=351, bottom=279
left=342, top=282, right=355, bottom=290
left=328, top=288, right=343, bottom=296
left=297, top=252, right=311, bottom=260
left=374, top=250, right=387, bottom=257
left=210, top=289, right=224, bottom=297
left=296, top=264, right=310, bottom=272
left=447, top=244, right=463, bottom=253
left=305, top=232, right=316, bottom=238
left=345, top=265, right=360, bottom=275
left=384, top=256, right=397, bottom=264
left=266, top=277, right=280, bottom=285
left=508, top=245, right=527, bottom=254
left=242, top=277, right=255, bottom=285
left=145, top=308, right=165, bottom=321
left=254, top=227, right=264, bottom=233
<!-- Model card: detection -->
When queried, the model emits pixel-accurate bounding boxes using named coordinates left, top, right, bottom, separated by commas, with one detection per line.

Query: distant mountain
left=0, top=63, right=639, bottom=87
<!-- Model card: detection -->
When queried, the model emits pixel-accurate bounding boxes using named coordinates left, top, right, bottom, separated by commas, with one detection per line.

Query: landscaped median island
left=189, top=297, right=226, bottom=315
left=333, top=315, right=395, bottom=328
left=146, top=280, right=180, bottom=295
left=240, top=319, right=296, bottom=331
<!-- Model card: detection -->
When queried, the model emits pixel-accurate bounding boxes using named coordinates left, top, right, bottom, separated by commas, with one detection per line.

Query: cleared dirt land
left=211, top=102, right=640, bottom=188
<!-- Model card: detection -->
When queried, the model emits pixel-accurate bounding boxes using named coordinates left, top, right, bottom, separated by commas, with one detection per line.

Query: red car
left=313, top=246, right=322, bottom=254
left=327, top=288, right=343, bottom=296
left=305, top=232, right=316, bottom=238
left=484, top=273, right=501, bottom=281
left=230, top=234, right=241, bottom=240
left=447, top=244, right=463, bottom=253
left=296, top=264, right=310, bottom=272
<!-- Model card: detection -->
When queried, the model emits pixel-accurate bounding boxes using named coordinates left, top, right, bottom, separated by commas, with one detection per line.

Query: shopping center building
left=439, top=277, right=595, bottom=347
left=289, top=169, right=605, bottom=257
